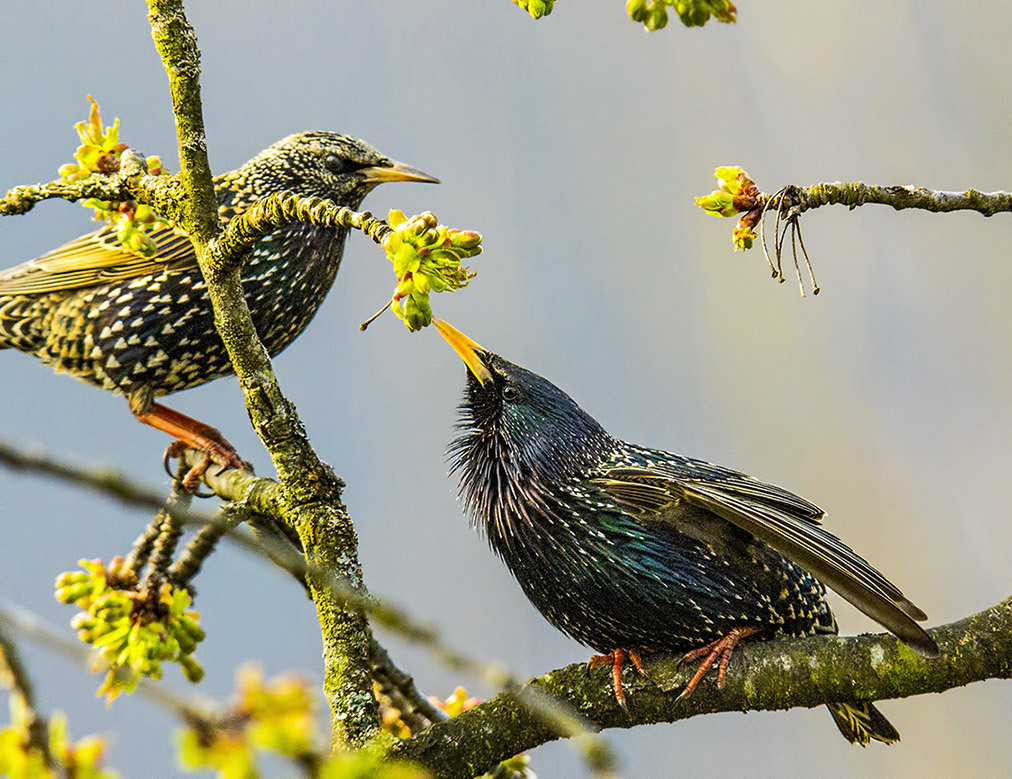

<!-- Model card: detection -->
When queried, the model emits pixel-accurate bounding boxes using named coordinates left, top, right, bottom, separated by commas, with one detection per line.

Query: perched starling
left=0, top=132, right=436, bottom=474
left=432, top=318, right=938, bottom=746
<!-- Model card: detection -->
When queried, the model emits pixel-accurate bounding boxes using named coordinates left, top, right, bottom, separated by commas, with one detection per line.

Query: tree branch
left=144, top=0, right=378, bottom=748
left=206, top=191, right=391, bottom=281
left=0, top=163, right=183, bottom=220
left=761, top=182, right=1012, bottom=219
left=370, top=638, right=446, bottom=733
left=0, top=439, right=501, bottom=701
left=393, top=596, right=1012, bottom=779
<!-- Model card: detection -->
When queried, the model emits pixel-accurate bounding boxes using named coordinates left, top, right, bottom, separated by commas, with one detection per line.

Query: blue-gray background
left=2, top=2, right=1010, bottom=777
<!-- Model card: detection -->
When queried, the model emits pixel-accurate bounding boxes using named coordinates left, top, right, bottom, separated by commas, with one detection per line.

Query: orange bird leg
left=589, top=648, right=650, bottom=710
left=132, top=401, right=245, bottom=491
left=676, top=626, right=760, bottom=702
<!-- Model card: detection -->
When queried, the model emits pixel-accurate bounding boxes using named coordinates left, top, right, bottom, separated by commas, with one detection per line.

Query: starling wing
left=0, top=223, right=197, bottom=296
left=592, top=454, right=939, bottom=658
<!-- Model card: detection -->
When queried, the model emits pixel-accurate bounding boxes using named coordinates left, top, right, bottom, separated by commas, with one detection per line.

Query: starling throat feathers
left=432, top=318, right=938, bottom=745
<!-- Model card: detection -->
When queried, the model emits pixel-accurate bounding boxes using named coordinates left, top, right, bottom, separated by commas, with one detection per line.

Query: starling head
left=434, top=319, right=611, bottom=532
left=224, top=131, right=438, bottom=210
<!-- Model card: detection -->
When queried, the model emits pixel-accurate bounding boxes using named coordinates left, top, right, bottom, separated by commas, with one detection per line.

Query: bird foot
left=589, top=648, right=651, bottom=711
left=164, top=440, right=252, bottom=496
left=135, top=401, right=252, bottom=494
left=676, top=626, right=760, bottom=702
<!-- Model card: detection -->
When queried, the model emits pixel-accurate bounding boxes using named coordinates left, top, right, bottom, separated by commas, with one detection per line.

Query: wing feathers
left=0, top=224, right=197, bottom=296
left=593, top=457, right=938, bottom=657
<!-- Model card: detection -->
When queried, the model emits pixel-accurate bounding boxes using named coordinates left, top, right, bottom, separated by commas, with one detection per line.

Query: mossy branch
left=0, top=165, right=183, bottom=221
left=145, top=0, right=378, bottom=749
left=761, top=182, right=1012, bottom=219
left=145, top=0, right=217, bottom=246
left=393, top=596, right=1012, bottom=779
left=698, top=171, right=1012, bottom=294
left=206, top=192, right=391, bottom=280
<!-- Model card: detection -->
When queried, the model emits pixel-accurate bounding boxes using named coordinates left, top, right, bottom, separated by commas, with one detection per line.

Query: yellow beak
left=360, top=159, right=440, bottom=185
left=431, top=318, right=492, bottom=386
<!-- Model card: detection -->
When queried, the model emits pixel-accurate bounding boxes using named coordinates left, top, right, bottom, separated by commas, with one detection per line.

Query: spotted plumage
left=434, top=319, right=937, bottom=745
left=0, top=132, right=436, bottom=469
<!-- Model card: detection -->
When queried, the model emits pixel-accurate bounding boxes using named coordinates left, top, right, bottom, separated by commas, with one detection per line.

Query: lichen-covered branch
left=145, top=1, right=217, bottom=245
left=370, top=639, right=447, bottom=732
left=393, top=596, right=1012, bottom=779
left=0, top=163, right=182, bottom=221
left=761, top=182, right=1012, bottom=219
left=144, top=0, right=379, bottom=748
left=697, top=171, right=1012, bottom=294
left=207, top=191, right=391, bottom=281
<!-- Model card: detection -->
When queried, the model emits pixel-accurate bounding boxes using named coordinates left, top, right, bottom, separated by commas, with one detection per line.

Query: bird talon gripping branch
left=675, top=626, right=759, bottom=701
left=434, top=318, right=937, bottom=745
left=590, top=648, right=651, bottom=710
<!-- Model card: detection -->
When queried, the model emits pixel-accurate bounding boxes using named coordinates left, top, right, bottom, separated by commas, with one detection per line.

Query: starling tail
left=1, top=132, right=436, bottom=478
left=432, top=318, right=937, bottom=744
left=827, top=702, right=901, bottom=746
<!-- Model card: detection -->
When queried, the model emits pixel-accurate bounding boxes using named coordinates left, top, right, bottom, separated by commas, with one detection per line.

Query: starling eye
left=324, top=154, right=346, bottom=174
left=501, top=385, right=518, bottom=402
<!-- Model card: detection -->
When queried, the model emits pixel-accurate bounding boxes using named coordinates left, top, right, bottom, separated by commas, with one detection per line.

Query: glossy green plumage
left=448, top=349, right=936, bottom=744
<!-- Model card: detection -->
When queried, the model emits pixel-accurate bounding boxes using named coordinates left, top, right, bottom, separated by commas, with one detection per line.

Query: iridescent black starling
left=432, top=319, right=938, bottom=746
left=0, top=132, right=436, bottom=471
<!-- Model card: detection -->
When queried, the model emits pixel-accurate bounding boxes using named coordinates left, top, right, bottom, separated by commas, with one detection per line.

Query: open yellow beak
left=360, top=159, right=440, bottom=185
left=431, top=318, right=492, bottom=386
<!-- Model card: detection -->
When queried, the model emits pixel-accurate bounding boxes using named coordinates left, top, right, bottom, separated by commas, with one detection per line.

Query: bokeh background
left=2, top=2, right=1010, bottom=777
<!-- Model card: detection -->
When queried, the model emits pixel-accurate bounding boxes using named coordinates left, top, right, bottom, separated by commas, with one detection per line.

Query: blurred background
left=2, top=2, right=1010, bottom=776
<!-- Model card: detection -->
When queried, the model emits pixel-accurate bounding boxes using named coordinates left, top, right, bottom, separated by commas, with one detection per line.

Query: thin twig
left=0, top=615, right=54, bottom=770
left=790, top=221, right=805, bottom=297
left=124, top=514, right=164, bottom=580
left=168, top=503, right=247, bottom=589
left=142, top=462, right=192, bottom=597
left=359, top=299, right=392, bottom=331
left=370, top=638, right=446, bottom=729
left=758, top=186, right=783, bottom=279
left=795, top=219, right=818, bottom=294
left=757, top=181, right=1012, bottom=219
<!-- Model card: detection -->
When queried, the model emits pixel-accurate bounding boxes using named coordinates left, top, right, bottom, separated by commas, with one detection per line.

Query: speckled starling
left=432, top=318, right=938, bottom=746
left=0, top=132, right=436, bottom=470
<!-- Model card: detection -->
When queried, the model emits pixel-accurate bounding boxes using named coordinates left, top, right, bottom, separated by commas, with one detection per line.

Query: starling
left=432, top=318, right=938, bottom=746
left=0, top=132, right=436, bottom=476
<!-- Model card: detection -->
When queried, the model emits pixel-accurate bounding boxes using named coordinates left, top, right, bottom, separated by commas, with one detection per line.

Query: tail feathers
left=826, top=702, right=900, bottom=745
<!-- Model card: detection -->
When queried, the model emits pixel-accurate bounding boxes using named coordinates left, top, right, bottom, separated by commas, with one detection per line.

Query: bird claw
left=589, top=648, right=652, bottom=712
left=163, top=440, right=252, bottom=497
left=675, top=626, right=760, bottom=702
